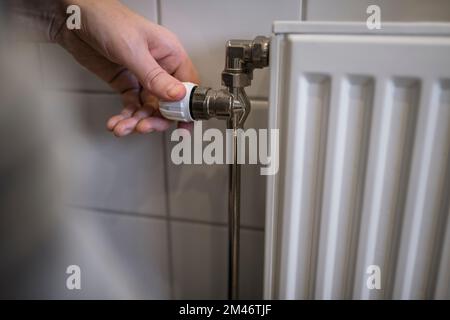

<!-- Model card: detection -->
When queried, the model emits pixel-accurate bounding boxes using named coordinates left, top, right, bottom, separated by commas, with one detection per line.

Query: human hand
left=56, top=0, right=199, bottom=136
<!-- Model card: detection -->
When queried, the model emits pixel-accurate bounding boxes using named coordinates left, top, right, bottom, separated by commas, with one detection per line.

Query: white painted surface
left=265, top=22, right=450, bottom=300
left=304, top=0, right=450, bottom=22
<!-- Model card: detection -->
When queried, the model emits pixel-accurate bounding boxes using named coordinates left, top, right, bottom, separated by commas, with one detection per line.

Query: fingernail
left=140, top=123, right=154, bottom=133
left=122, top=127, right=133, bottom=135
left=167, top=83, right=185, bottom=99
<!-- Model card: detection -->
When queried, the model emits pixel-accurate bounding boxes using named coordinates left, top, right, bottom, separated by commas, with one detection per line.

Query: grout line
left=171, top=216, right=265, bottom=232
left=67, top=204, right=265, bottom=232
left=156, top=0, right=162, bottom=25
left=67, top=204, right=167, bottom=221
left=300, top=0, right=307, bottom=21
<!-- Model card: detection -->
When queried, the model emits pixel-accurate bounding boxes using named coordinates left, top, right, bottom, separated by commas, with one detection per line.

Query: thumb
left=126, top=49, right=186, bottom=101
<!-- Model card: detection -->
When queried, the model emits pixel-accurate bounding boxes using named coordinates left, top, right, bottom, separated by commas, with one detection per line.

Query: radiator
left=264, top=22, right=450, bottom=300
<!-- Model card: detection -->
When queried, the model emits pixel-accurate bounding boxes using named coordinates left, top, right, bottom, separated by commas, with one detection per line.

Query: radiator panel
left=265, top=23, right=450, bottom=300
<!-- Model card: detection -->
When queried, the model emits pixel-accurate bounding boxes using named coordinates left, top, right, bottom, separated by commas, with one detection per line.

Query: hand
left=56, top=0, right=199, bottom=136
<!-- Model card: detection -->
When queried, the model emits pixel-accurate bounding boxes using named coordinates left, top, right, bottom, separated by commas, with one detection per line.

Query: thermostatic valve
left=190, top=87, right=233, bottom=120
left=159, top=82, right=234, bottom=123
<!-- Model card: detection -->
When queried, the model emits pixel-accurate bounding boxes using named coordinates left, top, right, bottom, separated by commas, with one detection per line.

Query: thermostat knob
left=159, top=82, right=197, bottom=122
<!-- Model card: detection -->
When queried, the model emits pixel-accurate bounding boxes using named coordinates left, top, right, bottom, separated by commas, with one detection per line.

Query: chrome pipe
left=227, top=114, right=241, bottom=300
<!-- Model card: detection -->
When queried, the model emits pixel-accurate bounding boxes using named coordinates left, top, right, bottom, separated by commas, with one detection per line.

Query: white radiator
left=264, top=22, right=450, bottom=300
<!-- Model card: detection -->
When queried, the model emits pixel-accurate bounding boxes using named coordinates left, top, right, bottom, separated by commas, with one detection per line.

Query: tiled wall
left=33, top=0, right=450, bottom=300
left=36, top=0, right=300, bottom=299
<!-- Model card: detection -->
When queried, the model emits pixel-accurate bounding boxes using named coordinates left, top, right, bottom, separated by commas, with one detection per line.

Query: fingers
left=104, top=62, right=195, bottom=137
left=177, top=121, right=194, bottom=131
left=136, top=117, right=172, bottom=133
left=108, top=103, right=172, bottom=137
left=110, top=104, right=153, bottom=137
left=106, top=104, right=139, bottom=131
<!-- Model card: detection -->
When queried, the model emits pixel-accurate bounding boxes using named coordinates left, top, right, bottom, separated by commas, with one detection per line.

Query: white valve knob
left=159, top=82, right=197, bottom=122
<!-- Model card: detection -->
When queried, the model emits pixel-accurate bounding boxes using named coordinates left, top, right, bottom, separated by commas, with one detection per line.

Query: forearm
left=5, top=0, right=67, bottom=42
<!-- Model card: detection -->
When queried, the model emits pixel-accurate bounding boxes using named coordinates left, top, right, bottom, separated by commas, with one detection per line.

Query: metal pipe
left=224, top=36, right=270, bottom=299
left=227, top=116, right=241, bottom=300
left=227, top=86, right=251, bottom=300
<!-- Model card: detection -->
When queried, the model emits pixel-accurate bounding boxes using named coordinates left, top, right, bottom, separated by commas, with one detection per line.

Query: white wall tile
left=44, top=92, right=167, bottom=216
left=39, top=0, right=158, bottom=92
left=42, top=208, right=171, bottom=299
left=166, top=101, right=268, bottom=228
left=171, top=222, right=264, bottom=299
left=304, top=0, right=450, bottom=22
left=39, top=43, right=112, bottom=92
left=11, top=42, right=41, bottom=82
left=159, top=0, right=301, bottom=98
left=121, top=0, right=158, bottom=22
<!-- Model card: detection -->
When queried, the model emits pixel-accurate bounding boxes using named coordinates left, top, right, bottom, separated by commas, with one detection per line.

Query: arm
left=5, top=0, right=66, bottom=42
left=8, top=0, right=199, bottom=136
